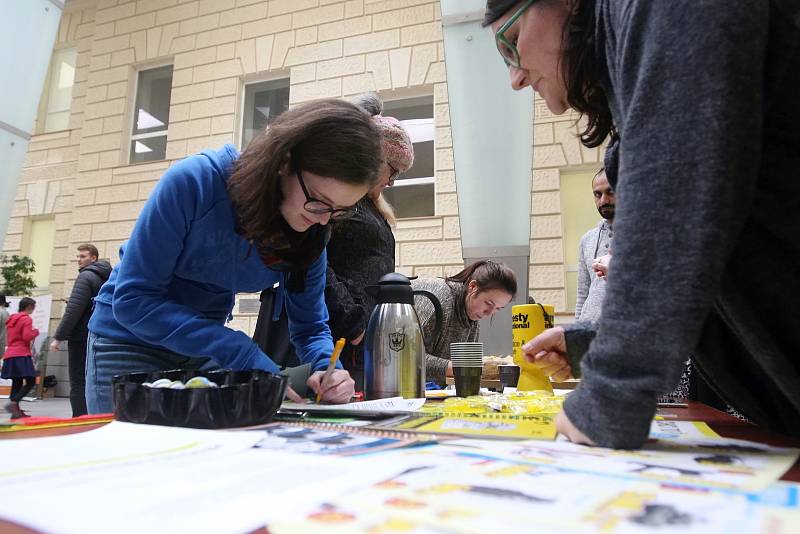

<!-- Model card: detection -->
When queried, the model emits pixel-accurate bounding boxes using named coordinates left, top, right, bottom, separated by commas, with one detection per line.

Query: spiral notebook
left=252, top=421, right=439, bottom=456
left=280, top=397, right=425, bottom=416
left=372, top=412, right=557, bottom=441
left=272, top=411, right=557, bottom=441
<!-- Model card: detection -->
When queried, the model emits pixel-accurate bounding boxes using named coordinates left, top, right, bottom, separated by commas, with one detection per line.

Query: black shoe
left=6, top=402, right=27, bottom=419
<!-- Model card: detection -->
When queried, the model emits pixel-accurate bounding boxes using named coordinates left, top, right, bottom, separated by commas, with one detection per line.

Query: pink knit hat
left=353, top=93, right=415, bottom=172
left=373, top=115, right=414, bottom=172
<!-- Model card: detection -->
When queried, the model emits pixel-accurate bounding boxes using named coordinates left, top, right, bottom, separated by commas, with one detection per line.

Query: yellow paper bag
left=511, top=303, right=555, bottom=392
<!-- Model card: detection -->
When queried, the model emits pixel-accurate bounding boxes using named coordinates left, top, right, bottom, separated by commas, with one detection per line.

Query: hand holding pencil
left=308, top=338, right=354, bottom=404
left=316, top=338, right=345, bottom=403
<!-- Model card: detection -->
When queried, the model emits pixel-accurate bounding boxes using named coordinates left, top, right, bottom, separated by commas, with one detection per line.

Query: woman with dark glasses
left=324, top=93, right=414, bottom=391
left=485, top=0, right=800, bottom=448
left=85, top=99, right=382, bottom=413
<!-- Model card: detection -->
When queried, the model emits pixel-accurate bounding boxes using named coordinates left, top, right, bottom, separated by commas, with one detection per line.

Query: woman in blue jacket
left=86, top=99, right=382, bottom=413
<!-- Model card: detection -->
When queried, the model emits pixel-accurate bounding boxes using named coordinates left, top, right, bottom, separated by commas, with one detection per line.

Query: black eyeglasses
left=296, top=170, right=354, bottom=219
left=386, top=162, right=401, bottom=186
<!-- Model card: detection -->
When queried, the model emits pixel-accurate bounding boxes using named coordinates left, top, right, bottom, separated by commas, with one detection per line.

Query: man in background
left=575, top=168, right=615, bottom=323
left=49, top=244, right=111, bottom=416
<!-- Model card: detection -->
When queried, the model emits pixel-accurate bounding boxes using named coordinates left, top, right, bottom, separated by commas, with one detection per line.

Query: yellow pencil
left=316, top=338, right=346, bottom=403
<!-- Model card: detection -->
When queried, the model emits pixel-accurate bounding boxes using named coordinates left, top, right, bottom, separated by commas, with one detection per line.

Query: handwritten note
left=281, top=397, right=426, bottom=413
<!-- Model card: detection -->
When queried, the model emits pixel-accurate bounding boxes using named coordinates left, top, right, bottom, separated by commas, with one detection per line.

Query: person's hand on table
left=284, top=386, right=304, bottom=403
left=308, top=369, right=355, bottom=404
left=556, top=410, right=596, bottom=445
left=525, top=330, right=595, bottom=445
left=523, top=326, right=573, bottom=381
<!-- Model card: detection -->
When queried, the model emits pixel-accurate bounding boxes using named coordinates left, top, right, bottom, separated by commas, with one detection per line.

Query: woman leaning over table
left=85, top=98, right=383, bottom=413
left=412, top=261, right=517, bottom=386
left=324, top=93, right=415, bottom=391
left=484, top=0, right=800, bottom=448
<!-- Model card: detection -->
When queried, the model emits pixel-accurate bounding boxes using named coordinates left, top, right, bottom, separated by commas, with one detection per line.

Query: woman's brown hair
left=446, top=260, right=517, bottom=298
left=227, top=98, right=382, bottom=247
left=483, top=0, right=615, bottom=148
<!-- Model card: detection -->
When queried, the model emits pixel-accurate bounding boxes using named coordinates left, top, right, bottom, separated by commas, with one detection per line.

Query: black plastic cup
left=453, top=366, right=482, bottom=397
left=498, top=365, right=521, bottom=389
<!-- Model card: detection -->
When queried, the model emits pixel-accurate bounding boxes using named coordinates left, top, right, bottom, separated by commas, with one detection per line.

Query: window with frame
left=130, top=65, right=173, bottom=164
left=23, top=217, right=56, bottom=289
left=241, top=78, right=290, bottom=149
left=43, top=47, right=77, bottom=132
left=382, top=96, right=435, bottom=219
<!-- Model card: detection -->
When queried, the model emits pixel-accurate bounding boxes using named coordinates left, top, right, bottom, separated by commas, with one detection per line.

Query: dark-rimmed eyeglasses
left=494, top=0, right=536, bottom=68
left=296, top=170, right=355, bottom=219
left=386, top=162, right=401, bottom=186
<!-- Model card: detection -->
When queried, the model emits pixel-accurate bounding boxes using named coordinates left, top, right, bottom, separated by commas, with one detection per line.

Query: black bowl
left=112, top=369, right=287, bottom=429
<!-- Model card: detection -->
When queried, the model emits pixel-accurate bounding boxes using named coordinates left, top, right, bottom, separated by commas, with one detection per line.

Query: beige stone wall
left=5, top=0, right=603, bottom=395
left=530, top=99, right=604, bottom=314
left=395, top=79, right=462, bottom=279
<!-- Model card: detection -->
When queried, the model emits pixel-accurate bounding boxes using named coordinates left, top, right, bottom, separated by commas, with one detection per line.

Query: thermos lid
left=369, top=272, right=415, bottom=304
left=377, top=272, right=413, bottom=285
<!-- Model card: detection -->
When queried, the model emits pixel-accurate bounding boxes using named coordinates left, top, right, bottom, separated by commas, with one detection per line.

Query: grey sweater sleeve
left=415, top=286, right=450, bottom=384
left=562, top=322, right=595, bottom=379
left=565, top=0, right=768, bottom=448
left=425, top=354, right=450, bottom=385
left=574, top=232, right=592, bottom=319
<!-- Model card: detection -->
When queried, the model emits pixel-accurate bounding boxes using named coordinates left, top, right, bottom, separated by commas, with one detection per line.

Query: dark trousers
left=68, top=338, right=88, bottom=417
left=10, top=376, right=36, bottom=403
left=341, top=344, right=365, bottom=393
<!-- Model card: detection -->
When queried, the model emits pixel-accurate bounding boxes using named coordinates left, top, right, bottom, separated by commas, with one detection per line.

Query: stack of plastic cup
left=450, top=342, right=484, bottom=367
left=450, top=342, right=483, bottom=397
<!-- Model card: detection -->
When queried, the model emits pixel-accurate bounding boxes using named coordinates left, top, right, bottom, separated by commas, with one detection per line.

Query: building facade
left=5, top=0, right=605, bottom=396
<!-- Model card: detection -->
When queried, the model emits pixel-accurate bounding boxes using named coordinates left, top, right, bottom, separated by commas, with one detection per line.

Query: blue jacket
left=89, top=145, right=335, bottom=375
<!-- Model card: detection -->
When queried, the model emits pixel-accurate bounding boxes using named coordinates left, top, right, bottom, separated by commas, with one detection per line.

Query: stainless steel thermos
left=363, top=273, right=443, bottom=399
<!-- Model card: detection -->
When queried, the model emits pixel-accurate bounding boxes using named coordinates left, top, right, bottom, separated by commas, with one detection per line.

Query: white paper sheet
left=281, top=397, right=426, bottom=413
left=268, top=445, right=800, bottom=534
left=649, top=419, right=721, bottom=441
left=439, top=435, right=799, bottom=492
left=0, top=421, right=412, bottom=534
left=249, top=424, right=418, bottom=456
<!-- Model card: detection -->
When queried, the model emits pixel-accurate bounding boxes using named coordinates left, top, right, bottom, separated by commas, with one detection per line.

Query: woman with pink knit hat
left=325, top=93, right=415, bottom=391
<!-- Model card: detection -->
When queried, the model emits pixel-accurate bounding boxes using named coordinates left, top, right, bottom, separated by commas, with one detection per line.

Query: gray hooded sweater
left=562, top=0, right=800, bottom=448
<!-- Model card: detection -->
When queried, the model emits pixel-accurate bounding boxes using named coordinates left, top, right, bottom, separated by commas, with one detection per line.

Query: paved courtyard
left=0, top=396, right=74, bottom=422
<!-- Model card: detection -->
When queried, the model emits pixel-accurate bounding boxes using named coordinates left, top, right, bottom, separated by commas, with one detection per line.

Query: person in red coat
left=3, top=297, right=39, bottom=419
